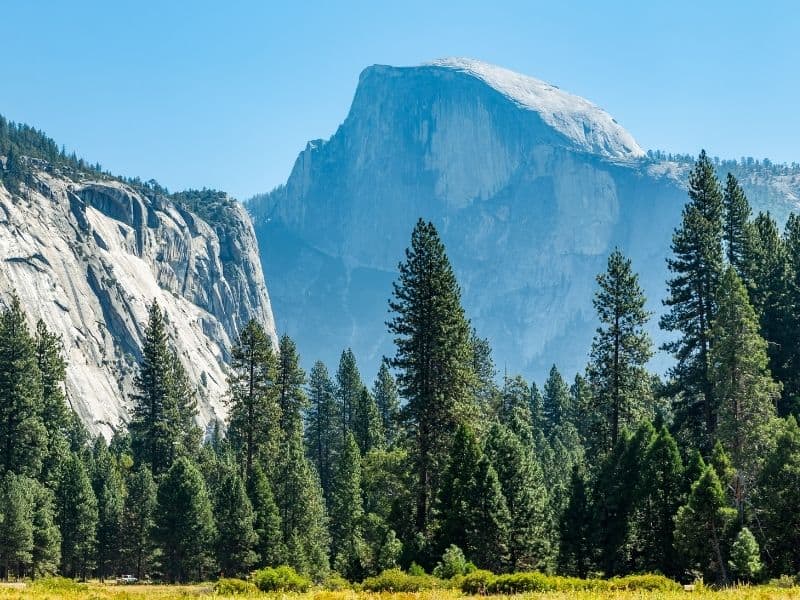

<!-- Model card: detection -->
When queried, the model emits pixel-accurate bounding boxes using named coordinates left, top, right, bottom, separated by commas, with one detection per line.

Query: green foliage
left=432, top=544, right=472, bottom=579
left=372, top=361, right=400, bottom=447
left=251, top=565, right=311, bottom=592
left=212, top=463, right=258, bottom=577
left=460, top=570, right=681, bottom=594
left=213, top=577, right=257, bottom=594
left=0, top=471, right=34, bottom=578
left=246, top=462, right=283, bottom=568
left=558, top=466, right=591, bottom=578
left=29, top=481, right=61, bottom=578
left=27, top=576, right=88, bottom=592
left=305, top=360, right=339, bottom=501
left=542, top=365, right=572, bottom=435
left=276, top=335, right=307, bottom=438
left=120, top=465, right=156, bottom=580
left=729, top=527, right=763, bottom=582
left=359, top=567, right=444, bottom=591
left=55, top=453, right=97, bottom=579
left=329, top=433, right=367, bottom=581
left=91, top=439, right=125, bottom=581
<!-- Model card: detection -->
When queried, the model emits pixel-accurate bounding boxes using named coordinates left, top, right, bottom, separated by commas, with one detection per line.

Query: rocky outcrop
left=0, top=169, right=276, bottom=438
left=250, top=58, right=800, bottom=383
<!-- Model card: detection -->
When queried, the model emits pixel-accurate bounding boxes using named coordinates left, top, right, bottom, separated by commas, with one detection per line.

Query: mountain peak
left=422, top=57, right=644, bottom=159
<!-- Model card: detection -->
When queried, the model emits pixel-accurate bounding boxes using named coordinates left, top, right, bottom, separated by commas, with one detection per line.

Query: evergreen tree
left=498, top=375, right=534, bottom=443
left=710, top=267, right=779, bottom=516
left=753, top=416, right=800, bottom=576
left=471, top=330, right=500, bottom=425
left=246, top=462, right=283, bottom=567
left=154, top=457, right=216, bottom=582
left=728, top=527, right=762, bottom=583
left=273, top=429, right=330, bottom=580
left=129, top=303, right=197, bottom=477
left=466, top=454, right=510, bottom=572
left=675, top=466, right=736, bottom=585
left=529, top=382, right=545, bottom=433
left=91, top=440, right=125, bottom=581
left=484, top=423, right=550, bottom=571
left=0, top=294, right=46, bottom=478
left=336, top=349, right=363, bottom=441
left=0, top=472, right=33, bottom=581
left=121, top=466, right=156, bottom=581
left=305, top=361, right=339, bottom=501
left=29, top=482, right=60, bottom=579
left=723, top=173, right=752, bottom=275
left=558, top=466, right=591, bottom=578
left=276, top=335, right=307, bottom=437
left=436, top=425, right=481, bottom=554
left=588, top=249, right=653, bottom=453
left=213, top=464, right=258, bottom=576
left=352, top=386, right=384, bottom=454
left=329, top=433, right=367, bottom=580
left=661, top=150, right=725, bottom=450
left=542, top=365, right=572, bottom=435
left=630, top=426, right=684, bottom=577
left=373, top=361, right=400, bottom=447
left=55, top=454, right=97, bottom=580
left=388, top=219, right=476, bottom=535
left=781, top=214, right=800, bottom=416
left=226, top=319, right=279, bottom=482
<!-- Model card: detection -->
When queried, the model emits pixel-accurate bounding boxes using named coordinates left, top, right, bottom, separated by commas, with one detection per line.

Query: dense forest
left=1, top=146, right=800, bottom=587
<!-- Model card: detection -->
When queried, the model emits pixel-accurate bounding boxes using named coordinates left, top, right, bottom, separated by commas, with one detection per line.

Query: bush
left=251, top=565, right=311, bottom=592
left=359, top=568, right=444, bottom=592
left=459, top=570, right=681, bottom=594
left=408, top=562, right=425, bottom=576
left=460, top=569, right=496, bottom=594
left=214, top=578, right=257, bottom=595
left=323, top=573, right=351, bottom=590
left=28, top=577, right=88, bottom=592
left=608, top=574, right=682, bottom=591
left=433, top=544, right=473, bottom=579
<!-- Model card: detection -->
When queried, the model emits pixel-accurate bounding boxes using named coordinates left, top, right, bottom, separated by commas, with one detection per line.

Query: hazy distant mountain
left=249, top=58, right=800, bottom=383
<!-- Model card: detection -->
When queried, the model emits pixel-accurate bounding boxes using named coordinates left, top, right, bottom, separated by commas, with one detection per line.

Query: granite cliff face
left=0, top=164, right=276, bottom=438
left=250, top=58, right=800, bottom=383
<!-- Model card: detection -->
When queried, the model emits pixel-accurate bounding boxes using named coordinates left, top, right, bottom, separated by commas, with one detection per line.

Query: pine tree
left=246, top=462, right=283, bottom=567
left=154, top=457, right=216, bottom=583
left=388, top=219, right=476, bottom=535
left=466, top=454, right=510, bottom=572
left=728, top=527, right=762, bottom=583
left=710, top=267, right=779, bottom=516
left=558, top=466, right=591, bottom=578
left=0, top=294, right=47, bottom=478
left=542, top=366, right=572, bottom=436
left=484, top=423, right=550, bottom=571
left=588, top=249, right=653, bottom=453
left=121, top=466, right=156, bottom=581
left=91, top=440, right=125, bottom=581
left=336, top=349, right=363, bottom=441
left=329, top=433, right=367, bottom=580
left=305, top=361, right=339, bottom=501
left=129, top=303, right=196, bottom=477
left=29, top=481, right=60, bottom=579
left=630, top=426, right=684, bottom=577
left=675, top=466, right=736, bottom=585
left=213, top=464, right=258, bottom=576
left=436, top=424, right=481, bottom=554
left=661, top=150, right=725, bottom=450
left=781, top=214, right=800, bottom=416
left=273, top=430, right=329, bottom=581
left=55, top=454, right=97, bottom=580
left=0, top=472, right=33, bottom=580
left=529, top=382, right=545, bottom=433
left=276, top=335, right=307, bottom=438
left=753, top=416, right=800, bottom=576
left=723, top=173, right=752, bottom=275
left=226, top=319, right=279, bottom=482
left=373, top=361, right=400, bottom=447
left=34, top=319, right=70, bottom=486
left=471, top=330, right=499, bottom=425
left=498, top=375, right=534, bottom=443
left=352, top=386, right=384, bottom=454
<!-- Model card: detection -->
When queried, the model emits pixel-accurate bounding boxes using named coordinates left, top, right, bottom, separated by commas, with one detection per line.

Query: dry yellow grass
left=2, top=583, right=800, bottom=600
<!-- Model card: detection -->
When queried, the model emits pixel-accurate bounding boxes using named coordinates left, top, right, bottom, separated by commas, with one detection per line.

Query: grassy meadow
left=4, top=582, right=800, bottom=600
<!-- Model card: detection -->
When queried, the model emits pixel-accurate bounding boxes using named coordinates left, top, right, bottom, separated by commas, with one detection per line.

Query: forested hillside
left=1, top=151, right=799, bottom=587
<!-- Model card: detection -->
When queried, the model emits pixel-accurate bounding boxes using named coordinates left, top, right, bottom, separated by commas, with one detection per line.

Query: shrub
left=251, top=565, right=312, bottom=592
left=359, top=568, right=443, bottom=592
left=460, top=569, right=496, bottom=594
left=433, top=544, right=472, bottom=579
left=608, top=574, right=682, bottom=591
left=323, top=573, right=352, bottom=591
left=408, top=562, right=425, bottom=576
left=214, top=578, right=257, bottom=595
left=28, top=577, right=88, bottom=592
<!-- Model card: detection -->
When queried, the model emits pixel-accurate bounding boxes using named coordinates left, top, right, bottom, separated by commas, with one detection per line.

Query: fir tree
left=0, top=294, right=46, bottom=478
left=542, top=366, right=572, bottom=436
left=466, top=454, right=510, bottom=572
left=484, top=423, right=550, bottom=571
left=29, top=481, right=60, bottom=579
left=154, top=457, right=216, bottom=583
left=329, top=433, right=367, bottom=580
left=305, top=361, right=339, bottom=501
left=388, top=219, right=476, bottom=535
left=352, top=386, right=384, bottom=454
left=336, top=349, right=363, bottom=441
left=276, top=335, right=307, bottom=438
left=55, top=454, right=97, bottom=580
left=728, top=527, right=762, bottom=583
left=226, top=319, right=279, bottom=482
left=0, top=472, right=33, bottom=580
left=213, top=464, right=258, bottom=576
left=471, top=330, right=499, bottom=425
left=373, top=361, right=400, bottom=447
left=246, top=462, right=283, bottom=567
left=558, top=466, right=591, bottom=578
left=498, top=375, right=534, bottom=443
left=121, top=466, right=156, bottom=581
left=722, top=173, right=752, bottom=275
left=91, top=440, right=125, bottom=581
left=781, top=214, right=800, bottom=416
left=588, top=249, right=652, bottom=453
left=710, top=267, right=779, bottom=516
left=661, top=150, right=725, bottom=450
left=675, top=466, right=736, bottom=585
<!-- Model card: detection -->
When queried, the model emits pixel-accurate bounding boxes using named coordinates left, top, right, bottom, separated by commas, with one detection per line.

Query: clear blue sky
left=3, top=1, right=799, bottom=199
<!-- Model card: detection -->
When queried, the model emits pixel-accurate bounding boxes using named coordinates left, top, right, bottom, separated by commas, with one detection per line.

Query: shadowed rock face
left=250, top=59, right=800, bottom=384
left=0, top=171, right=276, bottom=438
